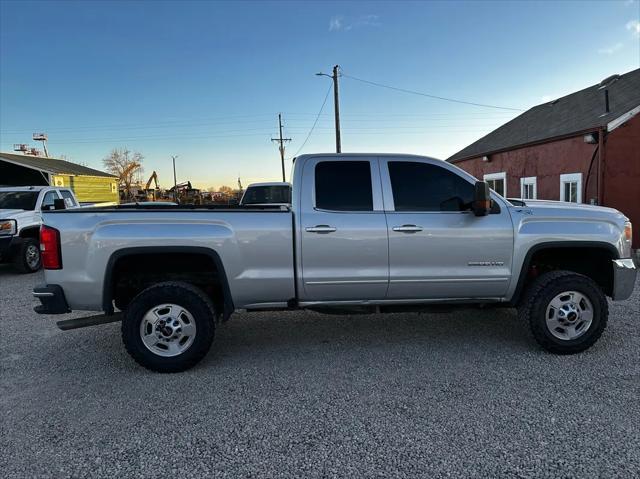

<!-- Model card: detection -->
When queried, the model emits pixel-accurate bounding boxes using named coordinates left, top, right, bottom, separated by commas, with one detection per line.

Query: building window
left=484, top=172, right=507, bottom=197
left=560, top=173, right=582, bottom=203
left=520, top=177, right=537, bottom=199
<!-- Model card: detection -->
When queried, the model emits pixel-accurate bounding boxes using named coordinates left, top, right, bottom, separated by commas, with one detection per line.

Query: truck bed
left=42, top=207, right=295, bottom=311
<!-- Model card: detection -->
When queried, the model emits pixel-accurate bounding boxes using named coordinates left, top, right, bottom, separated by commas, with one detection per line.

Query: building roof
left=448, top=68, right=640, bottom=163
left=0, top=152, right=116, bottom=178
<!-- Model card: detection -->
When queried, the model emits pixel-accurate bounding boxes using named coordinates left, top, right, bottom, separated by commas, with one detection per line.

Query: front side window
left=388, top=161, right=474, bottom=212
left=41, top=191, right=59, bottom=209
left=60, top=190, right=78, bottom=207
left=315, top=161, right=373, bottom=211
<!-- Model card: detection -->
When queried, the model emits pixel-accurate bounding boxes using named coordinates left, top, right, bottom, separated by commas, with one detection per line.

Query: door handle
left=305, top=225, right=337, bottom=234
left=392, top=224, right=423, bottom=233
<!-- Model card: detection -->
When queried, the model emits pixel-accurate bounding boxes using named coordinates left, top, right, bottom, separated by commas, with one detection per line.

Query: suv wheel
left=122, top=282, right=216, bottom=372
left=518, top=270, right=608, bottom=354
left=14, top=238, right=42, bottom=273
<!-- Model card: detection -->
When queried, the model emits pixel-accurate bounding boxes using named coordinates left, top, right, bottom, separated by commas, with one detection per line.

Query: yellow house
left=0, top=152, right=118, bottom=204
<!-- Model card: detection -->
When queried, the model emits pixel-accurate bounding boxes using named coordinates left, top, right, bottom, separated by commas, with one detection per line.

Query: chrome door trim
left=390, top=277, right=509, bottom=283
left=305, top=279, right=388, bottom=285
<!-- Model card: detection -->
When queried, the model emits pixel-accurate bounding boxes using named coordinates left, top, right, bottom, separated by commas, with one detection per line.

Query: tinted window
left=41, top=191, right=59, bottom=209
left=388, top=162, right=474, bottom=212
left=60, top=190, right=78, bottom=207
left=315, top=161, right=373, bottom=211
left=242, top=185, right=291, bottom=205
left=0, top=191, right=39, bottom=210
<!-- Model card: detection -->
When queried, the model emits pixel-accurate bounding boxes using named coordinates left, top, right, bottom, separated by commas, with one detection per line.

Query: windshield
left=242, top=186, right=291, bottom=205
left=0, top=191, right=39, bottom=210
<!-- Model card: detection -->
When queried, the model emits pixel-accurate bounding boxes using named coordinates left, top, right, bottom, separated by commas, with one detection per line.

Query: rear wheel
left=122, top=282, right=215, bottom=372
left=14, top=238, right=41, bottom=273
left=518, top=271, right=608, bottom=354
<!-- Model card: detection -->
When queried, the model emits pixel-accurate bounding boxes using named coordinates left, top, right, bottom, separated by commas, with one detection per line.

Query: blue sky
left=1, top=0, right=639, bottom=189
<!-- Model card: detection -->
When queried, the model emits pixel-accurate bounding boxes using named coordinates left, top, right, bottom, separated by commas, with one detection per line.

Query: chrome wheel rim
left=26, top=244, right=40, bottom=269
left=545, top=291, right=593, bottom=341
left=139, top=304, right=197, bottom=357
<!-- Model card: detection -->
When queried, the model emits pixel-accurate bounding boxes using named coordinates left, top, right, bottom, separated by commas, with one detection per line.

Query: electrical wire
left=291, top=83, right=333, bottom=158
left=341, top=72, right=524, bottom=112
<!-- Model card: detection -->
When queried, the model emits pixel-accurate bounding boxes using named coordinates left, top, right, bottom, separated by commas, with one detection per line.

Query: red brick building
left=448, top=68, right=640, bottom=248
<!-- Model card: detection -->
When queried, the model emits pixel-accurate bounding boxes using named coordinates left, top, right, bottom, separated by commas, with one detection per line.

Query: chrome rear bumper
left=611, top=259, right=637, bottom=301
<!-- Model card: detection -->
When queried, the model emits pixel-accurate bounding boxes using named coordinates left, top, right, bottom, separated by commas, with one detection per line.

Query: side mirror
left=472, top=181, right=491, bottom=217
left=53, top=198, right=66, bottom=210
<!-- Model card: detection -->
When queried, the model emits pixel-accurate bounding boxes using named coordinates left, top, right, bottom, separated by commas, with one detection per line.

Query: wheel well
left=107, top=252, right=230, bottom=318
left=19, top=227, right=39, bottom=239
left=517, top=246, right=615, bottom=301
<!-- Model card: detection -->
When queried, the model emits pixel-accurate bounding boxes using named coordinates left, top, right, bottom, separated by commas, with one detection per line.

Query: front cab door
left=380, top=158, right=514, bottom=300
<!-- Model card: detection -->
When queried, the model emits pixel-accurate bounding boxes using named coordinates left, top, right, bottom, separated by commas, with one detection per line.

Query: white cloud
left=329, top=14, right=380, bottom=32
left=355, top=14, right=381, bottom=28
left=627, top=19, right=640, bottom=38
left=598, top=42, right=624, bottom=55
left=329, top=16, right=344, bottom=32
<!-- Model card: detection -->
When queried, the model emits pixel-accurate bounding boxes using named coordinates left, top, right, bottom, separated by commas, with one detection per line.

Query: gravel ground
left=1, top=265, right=639, bottom=478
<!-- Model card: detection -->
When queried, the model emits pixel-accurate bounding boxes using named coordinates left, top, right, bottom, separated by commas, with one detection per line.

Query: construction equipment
left=168, top=181, right=202, bottom=205
left=143, top=171, right=160, bottom=201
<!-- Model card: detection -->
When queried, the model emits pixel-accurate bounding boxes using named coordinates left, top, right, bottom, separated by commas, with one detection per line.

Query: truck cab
left=0, top=186, right=79, bottom=272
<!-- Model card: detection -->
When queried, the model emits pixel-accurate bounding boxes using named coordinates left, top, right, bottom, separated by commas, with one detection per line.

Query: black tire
left=14, top=238, right=41, bottom=273
left=518, top=270, right=608, bottom=354
left=122, top=282, right=215, bottom=372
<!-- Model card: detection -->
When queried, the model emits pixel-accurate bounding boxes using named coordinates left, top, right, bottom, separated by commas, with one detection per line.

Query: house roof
left=448, top=68, right=640, bottom=163
left=0, top=152, right=116, bottom=178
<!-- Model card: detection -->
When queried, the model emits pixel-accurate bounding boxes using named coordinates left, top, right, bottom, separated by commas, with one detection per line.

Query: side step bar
left=56, top=313, right=123, bottom=331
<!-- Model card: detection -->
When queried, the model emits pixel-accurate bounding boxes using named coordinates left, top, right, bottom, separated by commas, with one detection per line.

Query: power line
left=341, top=72, right=524, bottom=112
left=291, top=83, right=333, bottom=158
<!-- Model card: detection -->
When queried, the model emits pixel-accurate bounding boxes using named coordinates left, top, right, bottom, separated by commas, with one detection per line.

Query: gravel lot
left=1, top=265, right=639, bottom=478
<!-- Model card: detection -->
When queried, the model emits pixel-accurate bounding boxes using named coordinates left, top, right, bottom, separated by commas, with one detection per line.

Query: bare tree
left=218, top=185, right=234, bottom=196
left=103, top=148, right=144, bottom=200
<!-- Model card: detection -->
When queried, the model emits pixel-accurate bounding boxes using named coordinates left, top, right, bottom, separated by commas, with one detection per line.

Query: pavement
left=1, top=264, right=639, bottom=478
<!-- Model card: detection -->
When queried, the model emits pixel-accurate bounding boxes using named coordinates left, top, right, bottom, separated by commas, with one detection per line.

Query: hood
left=509, top=199, right=628, bottom=222
left=0, top=209, right=28, bottom=219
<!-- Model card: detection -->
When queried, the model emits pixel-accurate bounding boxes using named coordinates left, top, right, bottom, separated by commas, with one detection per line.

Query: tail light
left=40, top=225, right=62, bottom=269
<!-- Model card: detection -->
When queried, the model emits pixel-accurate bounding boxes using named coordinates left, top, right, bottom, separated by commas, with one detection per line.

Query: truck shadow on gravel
left=40, top=307, right=534, bottom=373
left=198, top=307, right=533, bottom=369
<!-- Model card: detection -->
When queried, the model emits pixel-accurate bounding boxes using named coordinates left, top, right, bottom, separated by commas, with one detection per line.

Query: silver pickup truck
left=33, top=154, right=636, bottom=372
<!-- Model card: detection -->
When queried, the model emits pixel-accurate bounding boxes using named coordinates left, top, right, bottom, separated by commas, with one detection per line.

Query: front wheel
left=14, top=238, right=42, bottom=273
left=122, top=282, right=216, bottom=372
left=518, top=271, right=608, bottom=354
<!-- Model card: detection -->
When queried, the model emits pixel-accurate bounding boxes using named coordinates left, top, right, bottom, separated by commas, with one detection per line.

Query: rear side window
left=388, top=161, right=474, bottom=212
left=60, top=190, right=78, bottom=207
left=315, top=161, right=373, bottom=211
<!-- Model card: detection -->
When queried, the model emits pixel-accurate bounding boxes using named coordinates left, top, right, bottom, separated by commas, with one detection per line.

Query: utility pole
left=332, top=65, right=341, bottom=153
left=171, top=155, right=178, bottom=202
left=316, top=65, right=342, bottom=153
left=271, top=113, right=291, bottom=182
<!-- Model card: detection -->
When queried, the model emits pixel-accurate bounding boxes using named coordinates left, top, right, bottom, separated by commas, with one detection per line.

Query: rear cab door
left=380, top=156, right=514, bottom=300
left=297, top=156, right=389, bottom=302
